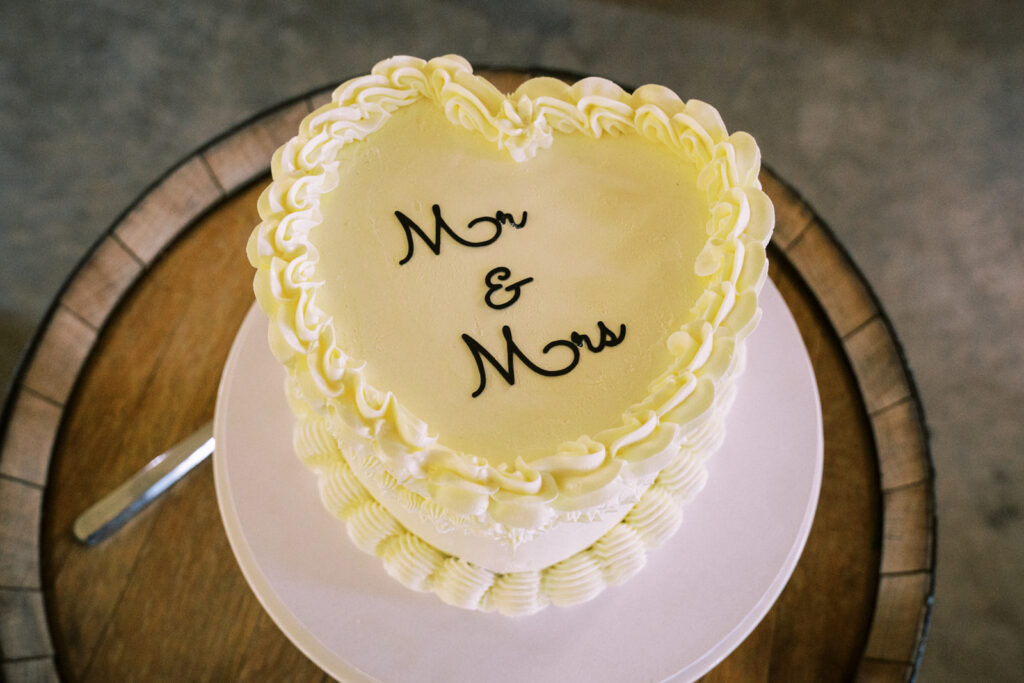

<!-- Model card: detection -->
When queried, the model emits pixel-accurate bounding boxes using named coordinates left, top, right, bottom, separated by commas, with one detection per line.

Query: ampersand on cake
left=246, top=55, right=774, bottom=616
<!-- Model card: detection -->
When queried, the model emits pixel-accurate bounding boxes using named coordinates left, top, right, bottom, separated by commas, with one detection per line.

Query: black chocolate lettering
left=570, top=321, right=628, bottom=352
left=468, top=210, right=528, bottom=232
left=462, top=321, right=627, bottom=397
left=484, top=266, right=534, bottom=310
left=394, top=206, right=527, bottom=265
left=462, top=325, right=580, bottom=398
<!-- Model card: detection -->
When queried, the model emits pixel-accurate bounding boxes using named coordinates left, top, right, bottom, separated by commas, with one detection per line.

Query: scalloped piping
left=292, top=347, right=741, bottom=550
left=247, top=54, right=774, bottom=530
left=295, top=406, right=711, bottom=616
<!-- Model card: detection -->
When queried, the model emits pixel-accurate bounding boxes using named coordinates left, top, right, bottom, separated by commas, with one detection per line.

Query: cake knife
left=72, top=422, right=214, bottom=545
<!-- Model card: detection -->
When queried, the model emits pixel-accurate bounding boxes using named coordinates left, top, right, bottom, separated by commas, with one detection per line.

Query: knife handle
left=72, top=421, right=215, bottom=545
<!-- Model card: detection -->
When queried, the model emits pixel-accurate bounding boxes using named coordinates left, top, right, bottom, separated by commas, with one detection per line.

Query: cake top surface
left=248, top=55, right=773, bottom=525
left=314, top=99, right=707, bottom=465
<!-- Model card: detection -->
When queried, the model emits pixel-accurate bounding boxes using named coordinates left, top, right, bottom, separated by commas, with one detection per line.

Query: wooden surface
left=0, top=69, right=934, bottom=682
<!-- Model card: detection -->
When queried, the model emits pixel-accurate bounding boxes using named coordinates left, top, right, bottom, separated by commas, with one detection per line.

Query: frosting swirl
left=299, top=398, right=725, bottom=614
left=249, top=56, right=774, bottom=583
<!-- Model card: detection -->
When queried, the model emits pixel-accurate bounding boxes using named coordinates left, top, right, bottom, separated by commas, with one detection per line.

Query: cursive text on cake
left=394, top=204, right=527, bottom=265
left=462, top=321, right=627, bottom=398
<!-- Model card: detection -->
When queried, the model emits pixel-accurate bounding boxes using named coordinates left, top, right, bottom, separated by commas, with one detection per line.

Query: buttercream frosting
left=291, top=388, right=713, bottom=616
left=248, top=55, right=773, bottom=608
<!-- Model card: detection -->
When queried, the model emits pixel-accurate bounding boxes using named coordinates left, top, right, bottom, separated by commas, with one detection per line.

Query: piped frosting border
left=246, top=55, right=774, bottom=533
left=292, top=395, right=713, bottom=616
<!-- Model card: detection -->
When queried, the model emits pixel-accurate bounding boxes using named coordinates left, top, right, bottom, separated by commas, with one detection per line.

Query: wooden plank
left=83, top=464, right=270, bottom=681
left=856, top=659, right=912, bottom=682
left=114, top=156, right=223, bottom=264
left=873, top=400, right=930, bottom=490
left=844, top=319, right=913, bottom=415
left=45, top=184, right=263, bottom=679
left=0, top=590, right=53, bottom=659
left=2, top=657, right=60, bottom=683
left=880, top=482, right=934, bottom=574
left=46, top=512, right=158, bottom=679
left=863, top=572, right=931, bottom=664
left=233, top=611, right=327, bottom=682
left=0, top=389, right=62, bottom=486
left=0, top=479, right=42, bottom=588
left=759, top=170, right=813, bottom=250
left=204, top=99, right=311, bottom=193
left=20, top=306, right=96, bottom=405
left=44, top=188, right=260, bottom=679
left=752, top=257, right=880, bottom=680
left=700, top=609, right=774, bottom=681
left=60, top=236, right=143, bottom=329
left=785, top=220, right=878, bottom=337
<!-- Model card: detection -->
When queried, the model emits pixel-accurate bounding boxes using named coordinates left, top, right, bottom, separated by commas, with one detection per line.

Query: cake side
left=246, top=55, right=774, bottom=603
left=289, top=376, right=721, bottom=616
left=289, top=339, right=747, bottom=574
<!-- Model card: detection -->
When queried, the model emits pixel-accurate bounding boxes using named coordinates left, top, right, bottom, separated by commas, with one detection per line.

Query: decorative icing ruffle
left=294, top=404, right=714, bottom=616
left=247, top=56, right=774, bottom=534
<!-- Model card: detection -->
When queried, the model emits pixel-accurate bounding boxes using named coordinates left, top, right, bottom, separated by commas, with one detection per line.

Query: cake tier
left=290, top=343, right=745, bottom=574
left=247, top=55, right=774, bottom=610
left=288, top=361, right=741, bottom=615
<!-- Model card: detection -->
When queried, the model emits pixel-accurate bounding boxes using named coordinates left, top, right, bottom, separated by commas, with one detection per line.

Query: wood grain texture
left=0, top=479, right=43, bottom=588
left=702, top=255, right=880, bottom=683
left=59, top=237, right=143, bottom=330
left=857, top=659, right=914, bottom=682
left=0, top=389, right=62, bottom=485
left=0, top=70, right=933, bottom=682
left=0, top=589, right=53, bottom=659
left=204, top=99, right=312, bottom=194
left=758, top=171, right=813, bottom=250
left=3, top=657, right=60, bottom=683
left=863, top=573, right=932, bottom=664
left=41, top=181, right=328, bottom=682
left=880, top=483, right=934, bottom=574
left=113, top=156, right=224, bottom=264
left=43, top=185, right=260, bottom=681
left=845, top=318, right=913, bottom=415
left=712, top=256, right=880, bottom=681
left=785, top=220, right=878, bottom=338
left=873, top=400, right=931, bottom=491
left=20, top=307, right=96, bottom=405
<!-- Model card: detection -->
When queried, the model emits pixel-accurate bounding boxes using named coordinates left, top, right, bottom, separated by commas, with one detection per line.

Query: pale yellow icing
left=293, top=394, right=714, bottom=616
left=248, top=55, right=774, bottom=602
left=291, top=363, right=739, bottom=572
left=314, top=99, right=706, bottom=466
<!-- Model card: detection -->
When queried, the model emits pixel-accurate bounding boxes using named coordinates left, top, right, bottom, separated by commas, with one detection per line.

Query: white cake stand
left=213, top=281, right=822, bottom=683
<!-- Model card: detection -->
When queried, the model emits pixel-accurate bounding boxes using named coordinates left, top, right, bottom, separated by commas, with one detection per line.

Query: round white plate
left=214, top=281, right=822, bottom=683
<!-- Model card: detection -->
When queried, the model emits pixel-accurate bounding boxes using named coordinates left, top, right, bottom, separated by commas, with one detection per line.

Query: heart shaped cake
left=247, top=55, right=774, bottom=615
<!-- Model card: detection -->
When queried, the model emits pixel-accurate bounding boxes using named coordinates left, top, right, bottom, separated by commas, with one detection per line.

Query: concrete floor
left=1, top=1, right=1022, bottom=680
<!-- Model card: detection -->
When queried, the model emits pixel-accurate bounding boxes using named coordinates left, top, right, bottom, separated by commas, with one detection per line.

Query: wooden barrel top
left=0, top=69, right=934, bottom=682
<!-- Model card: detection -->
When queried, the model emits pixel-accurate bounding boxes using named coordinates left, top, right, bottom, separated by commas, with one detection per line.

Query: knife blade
left=72, top=421, right=215, bottom=545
